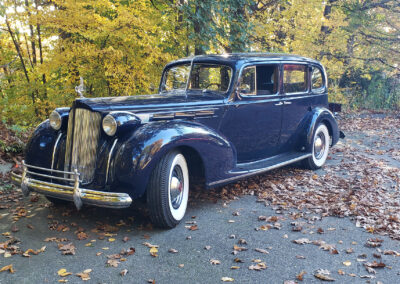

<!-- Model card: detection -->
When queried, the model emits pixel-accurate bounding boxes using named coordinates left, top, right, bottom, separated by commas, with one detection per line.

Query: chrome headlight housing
left=102, top=114, right=117, bottom=136
left=49, top=110, right=62, bottom=130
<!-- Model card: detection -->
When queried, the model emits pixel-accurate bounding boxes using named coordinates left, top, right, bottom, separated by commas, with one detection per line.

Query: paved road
left=1, top=123, right=399, bottom=283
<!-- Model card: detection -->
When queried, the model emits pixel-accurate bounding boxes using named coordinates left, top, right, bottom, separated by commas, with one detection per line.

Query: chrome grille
left=64, top=108, right=102, bottom=184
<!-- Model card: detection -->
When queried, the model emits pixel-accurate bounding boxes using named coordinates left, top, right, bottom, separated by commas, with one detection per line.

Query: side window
left=239, top=65, right=279, bottom=96
left=239, top=66, right=256, bottom=95
left=311, top=67, right=324, bottom=92
left=163, top=64, right=190, bottom=92
left=283, top=64, right=307, bottom=94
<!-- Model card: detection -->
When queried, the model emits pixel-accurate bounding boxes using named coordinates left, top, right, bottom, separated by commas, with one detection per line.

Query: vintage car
left=12, top=53, right=343, bottom=228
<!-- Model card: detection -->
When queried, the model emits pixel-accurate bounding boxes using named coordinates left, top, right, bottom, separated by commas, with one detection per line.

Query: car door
left=219, top=63, right=283, bottom=163
left=279, top=62, right=313, bottom=152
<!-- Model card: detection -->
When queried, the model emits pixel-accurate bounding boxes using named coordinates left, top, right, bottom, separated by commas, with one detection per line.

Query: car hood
left=73, top=93, right=225, bottom=114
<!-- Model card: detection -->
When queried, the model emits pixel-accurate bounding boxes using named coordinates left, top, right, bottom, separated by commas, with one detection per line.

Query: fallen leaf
left=296, top=271, right=306, bottom=281
left=221, top=277, right=234, bottom=282
left=231, top=266, right=240, bottom=270
left=57, top=268, right=72, bottom=277
left=168, top=248, right=178, bottom=253
left=108, top=238, right=116, bottom=242
left=58, top=243, right=76, bottom=255
left=77, top=232, right=88, bottom=240
left=292, top=238, right=311, bottom=245
left=189, top=225, right=198, bottom=231
left=204, top=246, right=211, bottom=250
left=122, top=237, right=129, bottom=242
left=76, top=269, right=91, bottom=281
left=58, top=279, right=68, bottom=283
left=120, top=269, right=128, bottom=276
left=254, top=248, right=269, bottom=254
left=178, top=264, right=184, bottom=268
left=150, top=246, right=158, bottom=257
left=338, top=269, right=345, bottom=275
left=210, top=259, right=221, bottom=265
left=106, top=259, right=120, bottom=267
left=314, top=269, right=335, bottom=281
left=143, top=242, right=159, bottom=248
left=343, top=261, right=351, bottom=266
left=0, top=264, right=14, bottom=273
left=249, top=262, right=267, bottom=271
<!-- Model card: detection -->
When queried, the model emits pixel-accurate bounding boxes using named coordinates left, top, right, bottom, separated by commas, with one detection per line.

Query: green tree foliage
left=0, top=0, right=399, bottom=126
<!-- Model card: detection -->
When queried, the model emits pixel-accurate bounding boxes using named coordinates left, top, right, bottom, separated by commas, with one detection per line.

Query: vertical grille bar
left=64, top=108, right=102, bottom=184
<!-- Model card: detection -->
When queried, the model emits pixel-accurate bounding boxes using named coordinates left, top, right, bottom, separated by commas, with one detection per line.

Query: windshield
left=160, top=63, right=232, bottom=94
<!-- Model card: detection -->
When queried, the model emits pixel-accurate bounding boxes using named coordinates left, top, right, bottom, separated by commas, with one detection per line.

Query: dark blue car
left=12, top=53, right=342, bottom=228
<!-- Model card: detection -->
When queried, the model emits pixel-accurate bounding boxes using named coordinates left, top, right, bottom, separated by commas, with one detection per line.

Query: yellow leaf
left=231, top=266, right=240, bottom=269
left=0, top=264, right=14, bottom=273
left=221, top=277, right=234, bottom=282
left=343, top=261, right=351, bottom=266
left=58, top=280, right=68, bottom=283
left=108, top=238, right=115, bottom=242
left=150, top=246, right=158, bottom=257
left=57, top=268, right=72, bottom=277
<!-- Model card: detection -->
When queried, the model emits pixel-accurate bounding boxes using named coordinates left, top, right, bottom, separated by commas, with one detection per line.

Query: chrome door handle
left=283, top=101, right=292, bottom=105
left=274, top=102, right=283, bottom=106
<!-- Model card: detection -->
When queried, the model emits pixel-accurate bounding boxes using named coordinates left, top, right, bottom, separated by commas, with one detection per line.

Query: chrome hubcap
left=169, top=165, right=184, bottom=209
left=314, top=133, right=326, bottom=160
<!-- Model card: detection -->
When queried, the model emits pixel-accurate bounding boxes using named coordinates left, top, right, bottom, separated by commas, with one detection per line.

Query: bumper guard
left=11, top=161, right=132, bottom=210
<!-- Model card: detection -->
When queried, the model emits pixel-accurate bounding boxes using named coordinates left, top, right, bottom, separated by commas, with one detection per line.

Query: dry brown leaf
left=314, top=269, right=335, bottom=281
left=292, top=238, right=311, bottom=245
left=296, top=271, right=306, bottom=281
left=248, top=262, right=267, bottom=271
left=58, top=243, right=76, bottom=255
left=76, top=269, right=91, bottom=281
left=120, top=269, right=128, bottom=276
left=76, top=232, right=88, bottom=240
left=254, top=248, right=269, bottom=254
left=210, top=259, right=221, bottom=265
left=106, top=259, right=120, bottom=267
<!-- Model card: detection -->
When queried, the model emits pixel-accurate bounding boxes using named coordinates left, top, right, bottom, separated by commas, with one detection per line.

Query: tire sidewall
left=167, top=153, right=189, bottom=222
left=311, top=124, right=330, bottom=168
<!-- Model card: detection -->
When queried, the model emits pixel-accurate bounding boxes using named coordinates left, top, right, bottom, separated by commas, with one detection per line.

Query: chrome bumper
left=11, top=161, right=132, bottom=210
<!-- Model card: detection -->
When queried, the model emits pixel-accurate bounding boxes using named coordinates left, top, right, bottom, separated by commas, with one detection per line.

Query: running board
left=208, top=152, right=311, bottom=187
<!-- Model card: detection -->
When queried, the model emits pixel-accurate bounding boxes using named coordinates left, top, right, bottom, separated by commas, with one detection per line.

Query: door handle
left=274, top=102, right=283, bottom=106
left=283, top=101, right=292, bottom=105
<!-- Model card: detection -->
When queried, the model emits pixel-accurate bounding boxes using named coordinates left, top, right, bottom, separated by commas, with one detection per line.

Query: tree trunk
left=5, top=17, right=38, bottom=114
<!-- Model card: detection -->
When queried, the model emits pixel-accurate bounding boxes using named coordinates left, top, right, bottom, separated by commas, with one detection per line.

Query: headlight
left=49, top=111, right=62, bottom=130
left=102, top=114, right=117, bottom=136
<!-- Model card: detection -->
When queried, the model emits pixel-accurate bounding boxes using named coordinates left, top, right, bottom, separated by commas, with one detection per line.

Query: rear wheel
left=302, top=123, right=330, bottom=170
left=147, top=150, right=189, bottom=228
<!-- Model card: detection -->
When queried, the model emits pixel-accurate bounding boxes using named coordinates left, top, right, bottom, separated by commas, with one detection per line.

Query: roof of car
left=166, top=53, right=321, bottom=68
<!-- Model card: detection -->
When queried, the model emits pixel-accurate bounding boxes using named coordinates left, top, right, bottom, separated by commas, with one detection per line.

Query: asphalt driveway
left=1, top=113, right=399, bottom=283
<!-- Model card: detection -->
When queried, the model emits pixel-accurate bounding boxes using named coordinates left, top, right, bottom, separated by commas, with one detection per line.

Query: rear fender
left=113, top=121, right=235, bottom=198
left=304, top=107, right=340, bottom=151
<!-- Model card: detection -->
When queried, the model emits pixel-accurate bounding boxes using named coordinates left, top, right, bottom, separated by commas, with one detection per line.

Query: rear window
left=283, top=64, right=308, bottom=94
left=311, top=67, right=324, bottom=92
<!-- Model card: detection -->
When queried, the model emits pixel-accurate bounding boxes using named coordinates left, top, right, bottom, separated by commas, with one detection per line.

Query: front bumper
left=11, top=161, right=132, bottom=210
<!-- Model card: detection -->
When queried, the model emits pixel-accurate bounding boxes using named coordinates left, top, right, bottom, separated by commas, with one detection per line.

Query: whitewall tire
left=303, top=123, right=330, bottom=170
left=147, top=150, right=189, bottom=228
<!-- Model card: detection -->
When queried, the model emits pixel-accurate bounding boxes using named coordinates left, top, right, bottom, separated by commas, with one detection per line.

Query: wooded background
left=1, top=0, right=399, bottom=127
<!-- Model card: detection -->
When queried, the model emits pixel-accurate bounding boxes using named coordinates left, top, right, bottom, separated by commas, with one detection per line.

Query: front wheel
left=147, top=150, right=189, bottom=228
left=302, top=123, right=330, bottom=170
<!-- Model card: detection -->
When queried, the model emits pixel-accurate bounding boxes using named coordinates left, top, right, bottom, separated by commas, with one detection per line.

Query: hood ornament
left=75, top=76, right=85, bottom=98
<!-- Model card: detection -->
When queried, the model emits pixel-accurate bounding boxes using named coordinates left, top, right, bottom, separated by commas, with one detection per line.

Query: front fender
left=305, top=107, right=340, bottom=150
left=113, top=121, right=235, bottom=198
left=25, top=120, right=59, bottom=168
